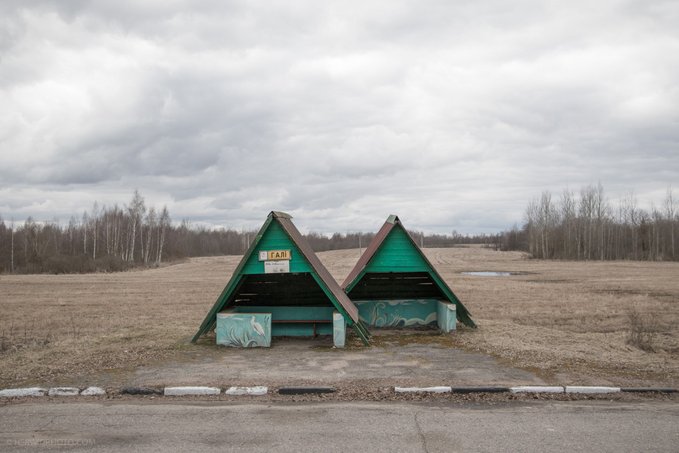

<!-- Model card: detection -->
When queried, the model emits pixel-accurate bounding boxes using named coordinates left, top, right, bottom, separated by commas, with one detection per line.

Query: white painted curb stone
left=225, top=386, right=268, bottom=396
left=0, top=388, right=47, bottom=397
left=81, top=386, right=106, bottom=396
left=510, top=386, right=564, bottom=394
left=566, top=386, right=621, bottom=394
left=48, top=387, right=80, bottom=396
left=395, top=386, right=452, bottom=393
left=164, top=386, right=221, bottom=396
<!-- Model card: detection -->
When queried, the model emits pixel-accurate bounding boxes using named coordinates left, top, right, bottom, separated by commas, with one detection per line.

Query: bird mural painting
left=250, top=316, right=265, bottom=337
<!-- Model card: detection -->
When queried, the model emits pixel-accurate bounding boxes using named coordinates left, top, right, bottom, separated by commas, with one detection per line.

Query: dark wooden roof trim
left=275, top=214, right=359, bottom=321
left=341, top=215, right=397, bottom=290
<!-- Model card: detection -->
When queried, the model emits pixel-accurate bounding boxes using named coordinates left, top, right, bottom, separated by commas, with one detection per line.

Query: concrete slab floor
left=123, top=334, right=544, bottom=388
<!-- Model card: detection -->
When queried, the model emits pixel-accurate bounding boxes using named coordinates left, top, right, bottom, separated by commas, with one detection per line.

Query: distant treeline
left=500, top=184, right=678, bottom=261
left=0, top=191, right=492, bottom=274
left=6, top=183, right=666, bottom=274
left=0, top=190, right=264, bottom=274
left=306, top=230, right=499, bottom=252
left=0, top=191, right=174, bottom=274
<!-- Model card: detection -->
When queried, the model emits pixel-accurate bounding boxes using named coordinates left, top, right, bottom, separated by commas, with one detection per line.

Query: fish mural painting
left=354, top=299, right=438, bottom=327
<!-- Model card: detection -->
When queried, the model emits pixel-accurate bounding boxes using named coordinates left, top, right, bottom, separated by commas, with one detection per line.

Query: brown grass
left=1, top=247, right=678, bottom=387
left=626, top=305, right=660, bottom=352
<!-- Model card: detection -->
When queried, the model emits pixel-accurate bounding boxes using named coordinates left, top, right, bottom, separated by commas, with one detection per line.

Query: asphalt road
left=1, top=400, right=678, bottom=452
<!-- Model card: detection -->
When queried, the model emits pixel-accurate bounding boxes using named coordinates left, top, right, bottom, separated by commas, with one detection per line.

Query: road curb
left=120, top=386, right=163, bottom=395
left=164, top=386, right=221, bottom=396
left=0, top=388, right=48, bottom=398
left=2, top=384, right=678, bottom=398
left=621, top=388, right=678, bottom=393
left=510, top=386, right=565, bottom=394
left=450, top=387, right=510, bottom=394
left=566, top=386, right=620, bottom=394
left=395, top=386, right=452, bottom=393
left=48, top=387, right=81, bottom=397
left=81, top=386, right=106, bottom=396
left=225, top=386, right=268, bottom=396
left=278, top=387, right=336, bottom=395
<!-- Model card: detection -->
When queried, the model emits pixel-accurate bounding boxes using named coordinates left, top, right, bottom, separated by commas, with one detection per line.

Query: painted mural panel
left=216, top=312, right=272, bottom=347
left=354, top=299, right=438, bottom=327
left=241, top=221, right=310, bottom=275
left=231, top=306, right=335, bottom=337
left=366, top=226, right=429, bottom=273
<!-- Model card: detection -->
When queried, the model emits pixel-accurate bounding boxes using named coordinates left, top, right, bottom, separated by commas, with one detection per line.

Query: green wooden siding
left=242, top=221, right=312, bottom=274
left=364, top=225, right=429, bottom=273
left=232, top=306, right=335, bottom=320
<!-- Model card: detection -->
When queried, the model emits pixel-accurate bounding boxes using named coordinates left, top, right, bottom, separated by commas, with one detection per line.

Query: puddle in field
left=462, top=271, right=513, bottom=277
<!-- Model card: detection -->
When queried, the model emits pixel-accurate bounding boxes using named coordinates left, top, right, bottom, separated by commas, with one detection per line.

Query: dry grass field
left=1, top=246, right=678, bottom=388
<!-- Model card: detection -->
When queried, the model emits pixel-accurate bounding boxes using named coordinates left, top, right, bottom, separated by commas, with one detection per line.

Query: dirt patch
left=1, top=248, right=678, bottom=388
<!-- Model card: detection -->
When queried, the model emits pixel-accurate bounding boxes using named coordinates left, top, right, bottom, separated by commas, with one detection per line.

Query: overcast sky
left=1, top=1, right=678, bottom=234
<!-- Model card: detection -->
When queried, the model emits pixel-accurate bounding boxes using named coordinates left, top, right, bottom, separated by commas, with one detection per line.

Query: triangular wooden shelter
left=342, top=215, right=476, bottom=328
left=192, top=211, right=370, bottom=344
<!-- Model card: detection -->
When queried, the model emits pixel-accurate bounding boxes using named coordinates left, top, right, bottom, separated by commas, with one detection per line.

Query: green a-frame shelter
left=342, top=215, right=476, bottom=329
left=192, top=211, right=370, bottom=346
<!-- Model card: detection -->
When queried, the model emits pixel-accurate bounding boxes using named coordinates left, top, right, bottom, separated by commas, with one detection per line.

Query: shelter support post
left=437, top=301, right=456, bottom=333
left=333, top=311, right=346, bottom=348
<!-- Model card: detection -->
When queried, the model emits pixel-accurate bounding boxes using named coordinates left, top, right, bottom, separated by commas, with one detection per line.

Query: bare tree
left=579, top=185, right=596, bottom=260
left=92, top=202, right=99, bottom=260
left=10, top=218, right=15, bottom=273
left=157, top=206, right=170, bottom=264
left=621, top=192, right=639, bottom=260
left=665, top=187, right=676, bottom=259
left=514, top=184, right=678, bottom=262
left=144, top=207, right=156, bottom=264
left=524, top=198, right=539, bottom=257
left=651, top=203, right=662, bottom=260
left=82, top=211, right=89, bottom=255
left=593, top=182, right=609, bottom=260
left=127, top=190, right=145, bottom=262
left=538, top=191, right=557, bottom=258
left=559, top=189, right=576, bottom=258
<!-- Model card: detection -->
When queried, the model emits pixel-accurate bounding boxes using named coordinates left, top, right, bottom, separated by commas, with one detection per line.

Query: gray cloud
left=1, top=1, right=678, bottom=234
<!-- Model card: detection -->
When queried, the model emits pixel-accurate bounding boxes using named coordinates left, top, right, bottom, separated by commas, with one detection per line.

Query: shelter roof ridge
left=270, top=211, right=292, bottom=219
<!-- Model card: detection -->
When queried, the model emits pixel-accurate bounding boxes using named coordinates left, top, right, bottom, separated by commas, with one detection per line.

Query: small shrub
left=0, top=332, right=8, bottom=353
left=626, top=306, right=658, bottom=352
